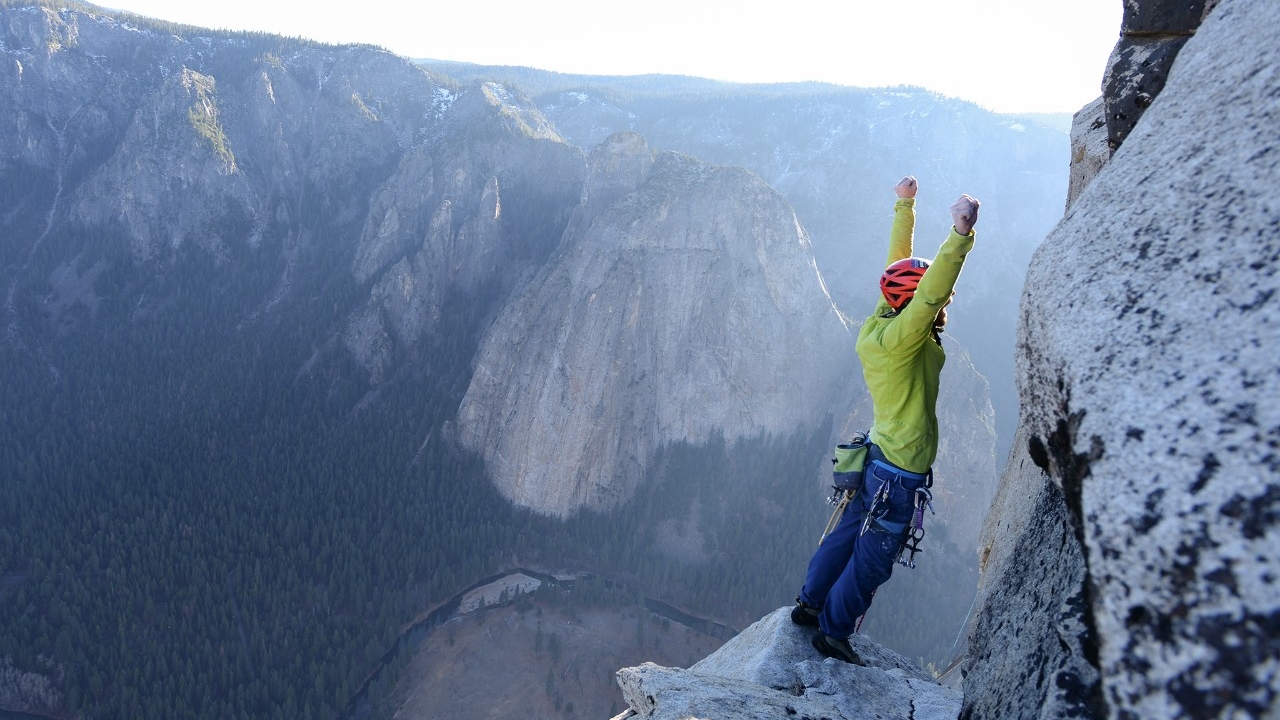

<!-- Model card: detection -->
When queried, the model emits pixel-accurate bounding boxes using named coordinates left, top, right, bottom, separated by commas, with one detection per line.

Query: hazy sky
left=100, top=0, right=1122, bottom=114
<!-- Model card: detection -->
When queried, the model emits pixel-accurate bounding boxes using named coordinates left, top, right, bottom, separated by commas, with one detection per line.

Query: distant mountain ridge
left=417, top=58, right=1075, bottom=130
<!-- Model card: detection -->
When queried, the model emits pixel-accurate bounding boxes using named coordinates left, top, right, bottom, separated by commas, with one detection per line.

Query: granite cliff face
left=457, top=132, right=855, bottom=516
left=342, top=81, right=585, bottom=380
left=966, top=0, right=1280, bottom=716
left=4, top=6, right=430, bottom=261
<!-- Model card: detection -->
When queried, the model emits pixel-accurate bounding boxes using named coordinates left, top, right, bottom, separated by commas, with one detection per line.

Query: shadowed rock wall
left=1102, top=0, right=1220, bottom=150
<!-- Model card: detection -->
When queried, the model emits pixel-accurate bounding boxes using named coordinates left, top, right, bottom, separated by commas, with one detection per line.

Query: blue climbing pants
left=799, top=453, right=927, bottom=637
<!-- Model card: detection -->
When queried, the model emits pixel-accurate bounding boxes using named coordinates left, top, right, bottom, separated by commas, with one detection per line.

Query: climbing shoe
left=791, top=598, right=820, bottom=627
left=812, top=632, right=866, bottom=666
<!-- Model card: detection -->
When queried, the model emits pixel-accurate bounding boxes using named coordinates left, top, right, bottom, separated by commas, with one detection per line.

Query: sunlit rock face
left=1066, top=96, right=1109, bottom=211
left=457, top=132, right=854, bottom=517
left=966, top=0, right=1280, bottom=717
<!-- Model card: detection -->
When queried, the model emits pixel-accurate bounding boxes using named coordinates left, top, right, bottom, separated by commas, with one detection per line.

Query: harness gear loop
left=818, top=489, right=852, bottom=545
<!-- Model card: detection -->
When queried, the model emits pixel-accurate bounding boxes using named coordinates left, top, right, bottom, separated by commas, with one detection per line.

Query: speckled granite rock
left=967, top=0, right=1280, bottom=717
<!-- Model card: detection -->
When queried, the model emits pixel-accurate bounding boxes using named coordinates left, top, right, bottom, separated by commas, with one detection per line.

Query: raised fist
left=950, top=195, right=980, bottom=235
left=894, top=176, right=918, bottom=199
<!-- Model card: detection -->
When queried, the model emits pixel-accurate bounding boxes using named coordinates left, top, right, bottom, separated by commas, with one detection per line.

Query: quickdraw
left=859, top=475, right=894, bottom=537
left=896, top=487, right=935, bottom=569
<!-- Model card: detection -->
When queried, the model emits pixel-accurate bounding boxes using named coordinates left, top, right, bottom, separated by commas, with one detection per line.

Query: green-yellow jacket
left=856, top=198, right=974, bottom=474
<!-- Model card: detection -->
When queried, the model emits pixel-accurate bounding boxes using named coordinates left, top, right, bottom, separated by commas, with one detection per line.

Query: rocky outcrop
left=457, top=132, right=854, bottom=516
left=1066, top=96, right=1109, bottom=210
left=965, top=0, right=1280, bottom=718
left=612, top=608, right=960, bottom=720
left=1102, top=0, right=1220, bottom=150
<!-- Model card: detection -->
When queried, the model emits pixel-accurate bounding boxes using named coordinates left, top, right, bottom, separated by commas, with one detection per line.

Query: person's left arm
left=880, top=196, right=979, bottom=350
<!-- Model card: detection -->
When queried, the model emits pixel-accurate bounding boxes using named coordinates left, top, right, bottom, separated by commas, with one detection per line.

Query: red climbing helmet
left=880, top=257, right=930, bottom=310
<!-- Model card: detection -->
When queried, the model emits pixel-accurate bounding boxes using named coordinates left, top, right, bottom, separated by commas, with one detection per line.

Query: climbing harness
left=817, top=440, right=937, bottom=569
left=856, top=458, right=934, bottom=569
left=811, top=448, right=937, bottom=634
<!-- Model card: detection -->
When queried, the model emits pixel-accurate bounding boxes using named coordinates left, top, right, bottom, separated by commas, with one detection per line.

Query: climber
left=792, top=175, right=979, bottom=665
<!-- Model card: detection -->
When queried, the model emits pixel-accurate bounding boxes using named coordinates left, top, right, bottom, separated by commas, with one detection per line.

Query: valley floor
left=381, top=598, right=725, bottom=720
